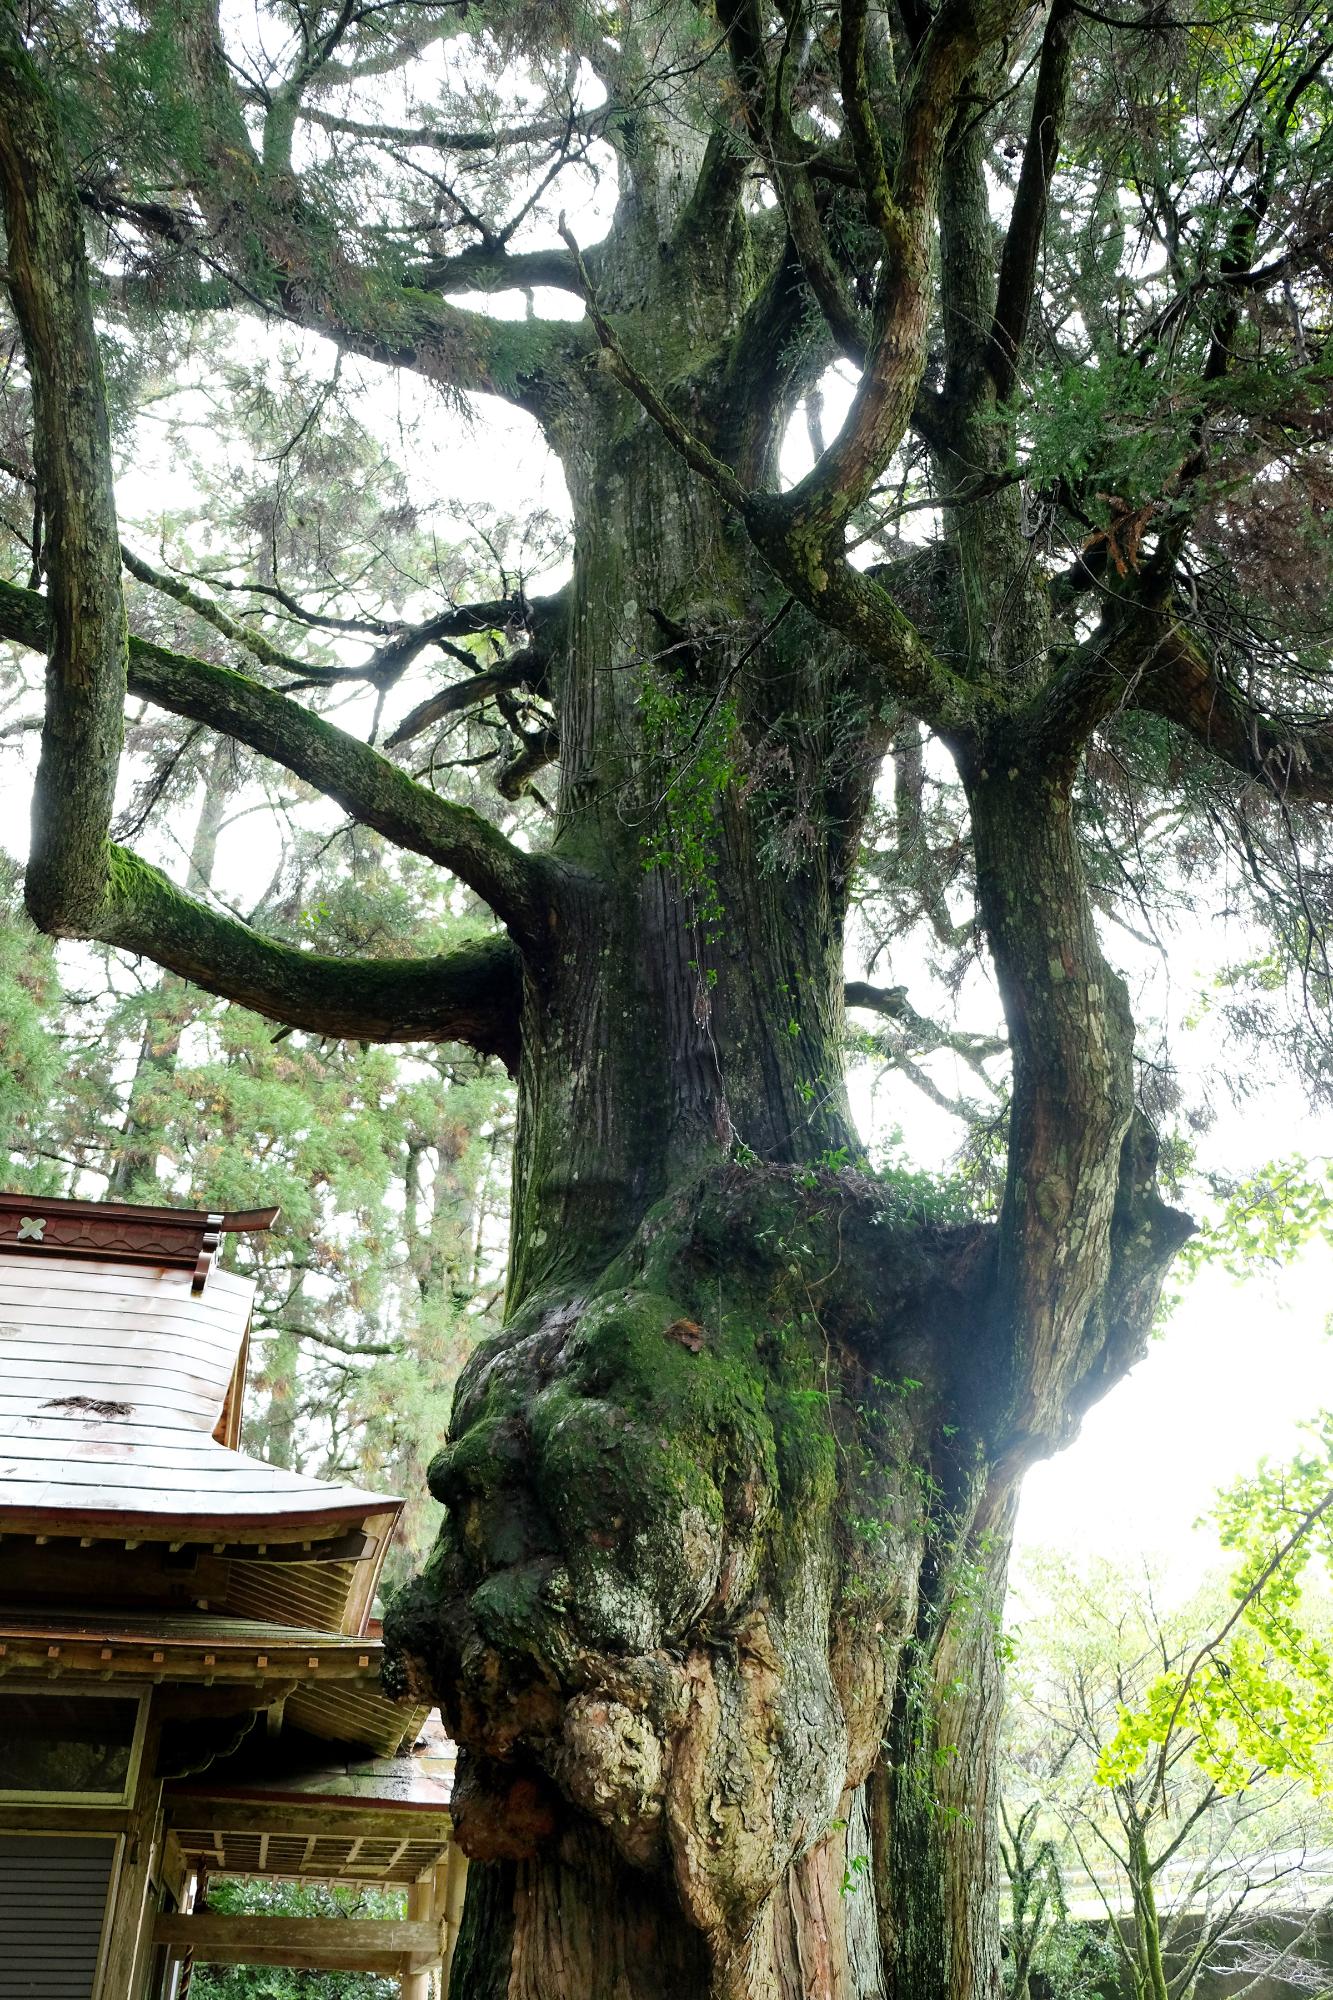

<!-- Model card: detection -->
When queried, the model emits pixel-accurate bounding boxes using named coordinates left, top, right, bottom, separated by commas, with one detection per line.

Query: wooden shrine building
left=0, top=1191, right=462, bottom=1998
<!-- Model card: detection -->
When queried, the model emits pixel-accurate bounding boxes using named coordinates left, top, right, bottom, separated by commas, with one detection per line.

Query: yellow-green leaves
left=1098, top=1416, right=1333, bottom=1798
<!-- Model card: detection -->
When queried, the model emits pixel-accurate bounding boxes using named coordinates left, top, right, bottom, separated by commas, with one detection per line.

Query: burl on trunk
left=387, top=1115, right=1185, bottom=2000
left=383, top=424, right=1189, bottom=1999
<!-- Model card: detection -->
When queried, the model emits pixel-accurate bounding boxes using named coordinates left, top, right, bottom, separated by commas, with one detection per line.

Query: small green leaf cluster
left=867, top=1127, right=982, bottom=1226
left=1181, top=1156, right=1333, bottom=1282
left=191, top=1880, right=404, bottom=2000
left=1021, top=351, right=1194, bottom=517
left=1012, top=1917, right=1120, bottom=2000
left=636, top=666, right=738, bottom=948
left=839, top=1849, right=871, bottom=1897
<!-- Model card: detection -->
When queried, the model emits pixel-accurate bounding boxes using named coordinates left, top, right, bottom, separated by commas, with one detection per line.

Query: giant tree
left=0, top=0, right=1330, bottom=1994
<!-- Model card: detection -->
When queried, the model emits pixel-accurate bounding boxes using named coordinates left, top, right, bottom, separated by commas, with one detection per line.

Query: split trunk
left=386, top=395, right=1187, bottom=2000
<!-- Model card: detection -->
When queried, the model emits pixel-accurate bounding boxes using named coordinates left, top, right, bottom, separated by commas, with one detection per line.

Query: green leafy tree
left=1101, top=1421, right=1333, bottom=1804
left=1, top=0, right=1332, bottom=1991
left=1001, top=1801, right=1118, bottom=2000
left=190, top=1880, right=402, bottom=2000
left=1005, top=1559, right=1333, bottom=2000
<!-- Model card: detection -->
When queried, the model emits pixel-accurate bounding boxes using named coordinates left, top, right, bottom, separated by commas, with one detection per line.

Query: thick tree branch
left=743, top=515, right=985, bottom=732
left=0, top=17, right=124, bottom=933
left=385, top=661, right=542, bottom=750
left=718, top=233, right=834, bottom=485
left=988, top=0, right=1075, bottom=402
left=939, top=97, right=1002, bottom=404
left=772, top=0, right=1031, bottom=538
left=1025, top=595, right=1162, bottom=770
left=82, top=176, right=585, bottom=423
left=126, top=552, right=552, bottom=698
left=839, top=0, right=898, bottom=243
left=674, top=125, right=755, bottom=260
left=718, top=0, right=869, bottom=365
left=0, top=576, right=548, bottom=943
left=324, top=595, right=552, bottom=691
left=1133, top=628, right=1333, bottom=804
left=99, top=852, right=523, bottom=1065
left=406, top=244, right=586, bottom=299
left=496, top=717, right=560, bottom=801
left=1059, top=1111, right=1194, bottom=1444
left=1034, top=593, right=1333, bottom=804
left=965, top=757, right=1142, bottom=1441
left=298, top=106, right=586, bottom=156
left=175, top=569, right=527, bottom=649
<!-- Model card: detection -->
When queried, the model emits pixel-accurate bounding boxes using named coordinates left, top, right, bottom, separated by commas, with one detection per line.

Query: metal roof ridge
left=0, top=1191, right=280, bottom=1293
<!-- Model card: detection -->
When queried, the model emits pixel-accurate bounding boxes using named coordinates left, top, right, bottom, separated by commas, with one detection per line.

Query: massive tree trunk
left=383, top=375, right=1188, bottom=1997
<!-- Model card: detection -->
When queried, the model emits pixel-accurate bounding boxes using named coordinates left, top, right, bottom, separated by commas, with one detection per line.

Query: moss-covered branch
left=0, top=14, right=125, bottom=934
left=771, top=0, right=1029, bottom=539
left=120, top=545, right=310, bottom=677
left=0, top=577, right=548, bottom=942
left=100, top=848, right=522, bottom=1064
left=1060, top=1112, right=1193, bottom=1438
left=741, top=514, right=986, bottom=732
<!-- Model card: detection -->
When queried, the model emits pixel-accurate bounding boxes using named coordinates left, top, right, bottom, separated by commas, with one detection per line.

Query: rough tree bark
left=9, top=1, right=1317, bottom=1995
left=373, top=56, right=1191, bottom=2000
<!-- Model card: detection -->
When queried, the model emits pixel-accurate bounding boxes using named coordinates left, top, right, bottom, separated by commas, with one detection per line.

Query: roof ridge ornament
left=194, top=1213, right=228, bottom=1295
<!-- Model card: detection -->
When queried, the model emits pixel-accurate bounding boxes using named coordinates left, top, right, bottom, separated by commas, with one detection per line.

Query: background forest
left=2, top=819, right=510, bottom=1581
